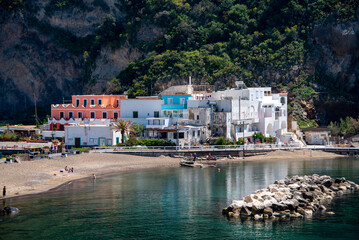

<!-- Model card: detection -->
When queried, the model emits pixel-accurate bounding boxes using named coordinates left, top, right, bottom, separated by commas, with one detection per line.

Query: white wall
left=65, top=125, right=122, bottom=146
left=120, top=100, right=163, bottom=118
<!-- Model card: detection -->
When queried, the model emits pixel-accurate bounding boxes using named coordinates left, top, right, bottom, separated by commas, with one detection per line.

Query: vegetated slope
left=0, top=0, right=358, bottom=125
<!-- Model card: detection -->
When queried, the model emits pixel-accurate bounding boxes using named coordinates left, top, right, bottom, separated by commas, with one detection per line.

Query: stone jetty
left=223, top=174, right=359, bottom=220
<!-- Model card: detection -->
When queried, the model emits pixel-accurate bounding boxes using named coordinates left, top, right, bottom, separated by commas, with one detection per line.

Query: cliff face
left=312, top=20, right=359, bottom=123
left=0, top=15, right=83, bottom=117
left=0, top=0, right=148, bottom=120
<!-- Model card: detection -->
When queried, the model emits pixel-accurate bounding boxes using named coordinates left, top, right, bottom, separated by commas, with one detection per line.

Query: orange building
left=51, top=95, right=128, bottom=121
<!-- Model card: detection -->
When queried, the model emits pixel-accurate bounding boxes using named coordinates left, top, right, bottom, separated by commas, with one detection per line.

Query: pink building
left=49, top=95, right=127, bottom=131
left=51, top=95, right=127, bottom=120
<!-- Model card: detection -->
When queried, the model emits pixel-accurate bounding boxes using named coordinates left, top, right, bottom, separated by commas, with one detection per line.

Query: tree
left=252, top=132, right=265, bottom=143
left=111, top=119, right=135, bottom=143
left=131, top=122, right=144, bottom=137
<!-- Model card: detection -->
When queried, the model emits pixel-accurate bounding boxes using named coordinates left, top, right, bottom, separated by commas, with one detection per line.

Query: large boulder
left=3, top=207, right=20, bottom=215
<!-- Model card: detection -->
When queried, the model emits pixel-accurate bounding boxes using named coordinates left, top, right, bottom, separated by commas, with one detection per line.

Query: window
left=180, top=98, right=185, bottom=104
left=196, top=115, right=199, bottom=120
left=69, top=112, right=73, bottom=118
left=83, top=99, right=87, bottom=107
left=115, top=100, right=119, bottom=107
left=76, top=99, right=80, bottom=107
left=98, top=99, right=102, bottom=105
left=103, top=112, right=107, bottom=119
left=89, top=138, right=94, bottom=143
left=198, top=130, right=200, bottom=136
left=167, top=98, right=173, bottom=104
left=59, top=112, right=64, bottom=119
left=133, top=111, right=138, bottom=118
left=179, top=133, right=184, bottom=139
left=78, top=112, right=83, bottom=118
left=91, top=99, right=95, bottom=105
left=114, top=112, right=118, bottom=119
left=154, top=119, right=160, bottom=125
left=154, top=111, right=159, bottom=118
left=90, top=112, right=95, bottom=118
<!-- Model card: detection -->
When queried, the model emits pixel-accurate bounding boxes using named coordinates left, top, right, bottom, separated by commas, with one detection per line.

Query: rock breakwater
left=223, top=174, right=359, bottom=220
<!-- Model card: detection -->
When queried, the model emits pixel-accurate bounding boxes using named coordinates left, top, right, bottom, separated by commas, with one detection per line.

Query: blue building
left=161, top=95, right=191, bottom=120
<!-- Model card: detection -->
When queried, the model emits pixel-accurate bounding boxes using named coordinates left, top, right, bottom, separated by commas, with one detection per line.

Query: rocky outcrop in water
left=222, top=174, right=359, bottom=220
left=0, top=206, right=20, bottom=216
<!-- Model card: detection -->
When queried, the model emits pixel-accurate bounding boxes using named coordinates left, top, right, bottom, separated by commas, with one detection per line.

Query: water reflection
left=1, top=158, right=359, bottom=239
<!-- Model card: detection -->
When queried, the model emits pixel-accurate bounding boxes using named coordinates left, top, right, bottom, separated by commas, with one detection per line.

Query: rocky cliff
left=0, top=1, right=358, bottom=124
left=0, top=0, right=148, bottom=121
left=312, top=20, right=359, bottom=123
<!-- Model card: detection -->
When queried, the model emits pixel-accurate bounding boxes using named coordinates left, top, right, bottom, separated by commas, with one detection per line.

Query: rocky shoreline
left=223, top=174, right=359, bottom=220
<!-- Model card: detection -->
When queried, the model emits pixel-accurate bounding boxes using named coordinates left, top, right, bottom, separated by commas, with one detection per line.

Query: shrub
left=0, top=131, right=20, bottom=141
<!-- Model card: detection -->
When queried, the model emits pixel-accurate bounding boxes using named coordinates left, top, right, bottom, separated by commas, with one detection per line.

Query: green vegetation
left=1, top=0, right=358, bottom=123
left=297, top=119, right=318, bottom=129
left=106, top=0, right=358, bottom=121
left=0, top=131, right=20, bottom=141
left=252, top=132, right=276, bottom=143
left=123, top=138, right=176, bottom=146
left=328, top=117, right=359, bottom=138
left=213, top=136, right=245, bottom=145
left=214, top=137, right=234, bottom=145
left=131, top=123, right=145, bottom=137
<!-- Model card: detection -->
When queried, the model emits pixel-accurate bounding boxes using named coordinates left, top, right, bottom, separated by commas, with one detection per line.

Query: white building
left=64, top=124, right=122, bottom=148
left=157, top=125, right=206, bottom=147
left=120, top=97, right=164, bottom=126
left=183, top=81, right=288, bottom=141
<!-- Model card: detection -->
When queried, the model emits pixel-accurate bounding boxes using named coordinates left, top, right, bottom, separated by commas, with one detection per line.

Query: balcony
left=146, top=118, right=170, bottom=129
left=161, top=104, right=186, bottom=110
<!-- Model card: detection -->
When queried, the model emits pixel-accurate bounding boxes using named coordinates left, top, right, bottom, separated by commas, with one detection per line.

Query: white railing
left=90, top=144, right=345, bottom=152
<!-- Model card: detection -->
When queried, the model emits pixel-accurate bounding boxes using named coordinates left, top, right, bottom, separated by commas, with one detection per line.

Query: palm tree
left=112, top=119, right=135, bottom=143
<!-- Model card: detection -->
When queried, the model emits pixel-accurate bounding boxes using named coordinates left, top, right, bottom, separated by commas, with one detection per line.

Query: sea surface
left=1, top=157, right=359, bottom=239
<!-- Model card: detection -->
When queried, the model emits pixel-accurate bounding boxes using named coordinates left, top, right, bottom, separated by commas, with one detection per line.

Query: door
left=75, top=138, right=81, bottom=148
left=99, top=137, right=106, bottom=146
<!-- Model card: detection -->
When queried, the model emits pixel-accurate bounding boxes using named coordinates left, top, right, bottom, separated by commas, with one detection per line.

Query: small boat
left=180, top=159, right=217, bottom=168
left=180, top=161, right=195, bottom=167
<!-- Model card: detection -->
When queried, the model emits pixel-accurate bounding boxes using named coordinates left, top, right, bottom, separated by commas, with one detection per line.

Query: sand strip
left=0, top=150, right=345, bottom=198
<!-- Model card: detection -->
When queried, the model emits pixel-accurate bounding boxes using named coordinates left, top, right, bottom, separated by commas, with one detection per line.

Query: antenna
left=34, top=93, right=39, bottom=127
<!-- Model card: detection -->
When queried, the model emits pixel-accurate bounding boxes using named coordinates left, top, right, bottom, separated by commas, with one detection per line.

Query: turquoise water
left=1, top=158, right=359, bottom=239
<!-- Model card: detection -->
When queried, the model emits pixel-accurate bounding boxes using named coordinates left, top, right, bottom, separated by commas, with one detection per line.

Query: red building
left=51, top=95, right=127, bottom=120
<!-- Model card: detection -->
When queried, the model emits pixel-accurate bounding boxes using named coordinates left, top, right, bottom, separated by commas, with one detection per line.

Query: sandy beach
left=0, top=150, right=345, bottom=198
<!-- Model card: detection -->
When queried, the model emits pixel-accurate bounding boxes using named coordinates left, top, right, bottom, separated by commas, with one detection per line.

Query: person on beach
left=3, top=186, right=6, bottom=198
left=93, top=174, right=96, bottom=180
left=193, top=153, right=197, bottom=161
left=65, top=166, right=68, bottom=171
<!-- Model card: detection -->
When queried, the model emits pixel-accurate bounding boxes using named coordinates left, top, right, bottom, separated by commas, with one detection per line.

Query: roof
left=0, top=125, right=38, bottom=131
left=302, top=127, right=330, bottom=132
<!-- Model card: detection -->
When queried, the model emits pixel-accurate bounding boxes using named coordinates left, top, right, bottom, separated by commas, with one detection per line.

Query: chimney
left=189, top=76, right=192, bottom=85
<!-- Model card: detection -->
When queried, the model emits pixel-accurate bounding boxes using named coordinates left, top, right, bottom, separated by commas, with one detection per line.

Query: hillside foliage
left=1, top=0, right=358, bottom=124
